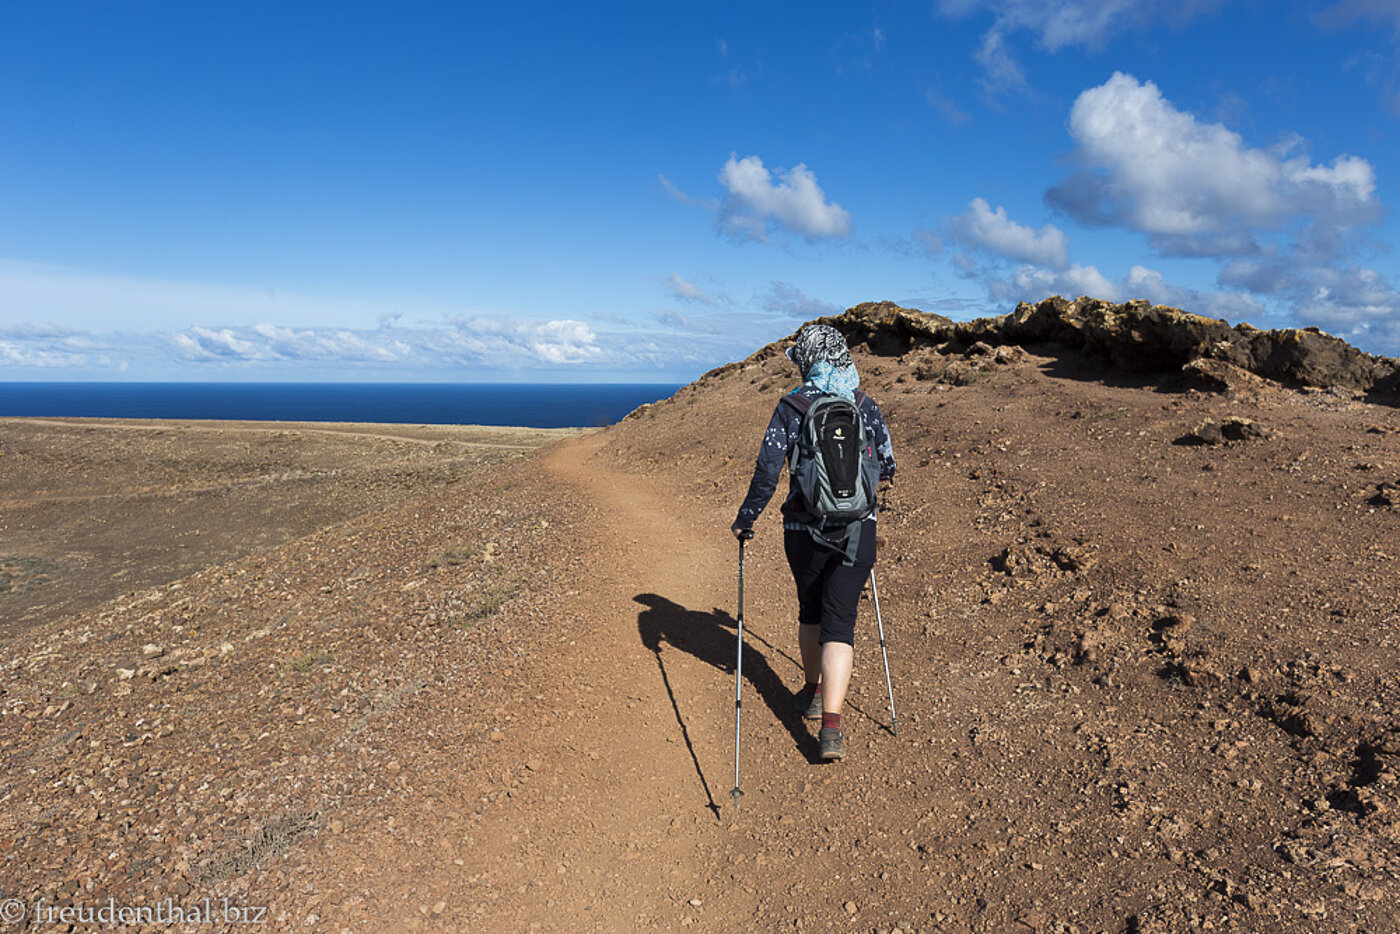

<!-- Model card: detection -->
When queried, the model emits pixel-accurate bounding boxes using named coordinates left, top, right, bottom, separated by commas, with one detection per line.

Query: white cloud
left=1048, top=73, right=1378, bottom=251
left=173, top=327, right=263, bottom=360
left=1029, top=72, right=1400, bottom=352
left=949, top=198, right=1070, bottom=268
left=973, top=27, right=1029, bottom=96
left=435, top=318, right=606, bottom=366
left=979, top=261, right=1271, bottom=323
left=166, top=317, right=607, bottom=368
left=938, top=1, right=1226, bottom=95
left=1218, top=257, right=1293, bottom=296
left=1124, top=265, right=1264, bottom=320
left=1294, top=265, right=1400, bottom=333
left=0, top=304, right=797, bottom=379
left=0, top=340, right=91, bottom=368
left=172, top=324, right=409, bottom=363
left=522, top=320, right=605, bottom=365
left=1221, top=259, right=1400, bottom=348
left=990, top=263, right=1121, bottom=303
left=717, top=154, right=852, bottom=241
left=0, top=323, right=138, bottom=371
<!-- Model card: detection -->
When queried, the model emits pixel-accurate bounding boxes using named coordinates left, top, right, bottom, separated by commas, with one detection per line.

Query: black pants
left=783, top=518, right=876, bottom=646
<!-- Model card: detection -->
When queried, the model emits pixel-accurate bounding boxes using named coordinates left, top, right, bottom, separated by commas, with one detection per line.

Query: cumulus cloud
left=1293, top=266, right=1400, bottom=347
left=942, top=197, right=1263, bottom=322
left=1124, top=266, right=1265, bottom=320
left=949, top=198, right=1070, bottom=268
left=976, top=260, right=1266, bottom=322
left=938, top=1, right=1225, bottom=95
left=1220, top=258, right=1400, bottom=345
left=759, top=282, right=843, bottom=319
left=1027, top=72, right=1400, bottom=351
left=0, top=339, right=92, bottom=368
left=1048, top=73, right=1378, bottom=253
left=0, top=323, right=129, bottom=369
left=717, top=154, right=852, bottom=241
left=430, top=318, right=607, bottom=366
left=172, top=325, right=409, bottom=363
left=944, top=199, right=1112, bottom=306
left=989, top=262, right=1121, bottom=303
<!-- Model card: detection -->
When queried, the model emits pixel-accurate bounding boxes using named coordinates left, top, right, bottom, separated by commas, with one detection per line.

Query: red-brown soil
left=3, top=331, right=1400, bottom=933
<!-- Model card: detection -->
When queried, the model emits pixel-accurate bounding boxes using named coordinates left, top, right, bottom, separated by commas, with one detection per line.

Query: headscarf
left=786, top=324, right=859, bottom=401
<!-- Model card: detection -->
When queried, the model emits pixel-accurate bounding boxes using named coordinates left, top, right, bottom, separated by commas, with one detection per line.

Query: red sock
left=822, top=712, right=841, bottom=731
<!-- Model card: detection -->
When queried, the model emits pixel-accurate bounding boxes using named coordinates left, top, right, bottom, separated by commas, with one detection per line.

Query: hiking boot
left=819, top=727, right=846, bottom=761
left=793, top=686, right=822, bottom=720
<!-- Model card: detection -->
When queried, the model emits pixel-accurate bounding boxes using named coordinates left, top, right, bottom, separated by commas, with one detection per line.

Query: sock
left=822, top=712, right=841, bottom=731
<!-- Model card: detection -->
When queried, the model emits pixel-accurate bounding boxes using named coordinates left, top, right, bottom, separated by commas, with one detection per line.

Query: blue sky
left=3, top=1, right=1400, bottom=382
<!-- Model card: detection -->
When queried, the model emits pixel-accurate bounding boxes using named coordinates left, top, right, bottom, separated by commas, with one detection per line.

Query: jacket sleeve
left=867, top=399, right=897, bottom=482
left=733, top=402, right=794, bottom=529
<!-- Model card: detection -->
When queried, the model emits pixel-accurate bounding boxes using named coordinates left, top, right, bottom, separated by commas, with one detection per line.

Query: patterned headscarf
left=786, top=324, right=859, bottom=401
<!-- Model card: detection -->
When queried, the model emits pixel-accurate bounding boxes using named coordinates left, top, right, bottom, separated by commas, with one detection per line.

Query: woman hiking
left=730, top=324, right=896, bottom=761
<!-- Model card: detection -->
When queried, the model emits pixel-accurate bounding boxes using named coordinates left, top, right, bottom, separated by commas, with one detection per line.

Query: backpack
left=782, top=390, right=881, bottom=555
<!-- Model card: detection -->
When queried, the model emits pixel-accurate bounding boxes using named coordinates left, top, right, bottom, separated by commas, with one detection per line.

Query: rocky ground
left=0, top=418, right=580, bottom=636
left=2, top=299, right=1399, bottom=932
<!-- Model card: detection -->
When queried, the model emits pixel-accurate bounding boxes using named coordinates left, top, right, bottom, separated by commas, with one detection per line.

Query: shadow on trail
left=635, top=593, right=822, bottom=817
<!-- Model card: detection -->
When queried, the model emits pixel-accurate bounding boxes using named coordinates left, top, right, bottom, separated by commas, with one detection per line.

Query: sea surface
left=0, top=382, right=684, bottom=429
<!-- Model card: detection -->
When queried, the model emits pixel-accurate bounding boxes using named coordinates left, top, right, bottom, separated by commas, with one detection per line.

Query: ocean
left=0, top=382, right=684, bottom=429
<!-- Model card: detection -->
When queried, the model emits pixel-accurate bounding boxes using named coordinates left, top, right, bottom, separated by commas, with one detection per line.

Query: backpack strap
left=783, top=389, right=866, bottom=415
left=780, top=392, right=814, bottom=415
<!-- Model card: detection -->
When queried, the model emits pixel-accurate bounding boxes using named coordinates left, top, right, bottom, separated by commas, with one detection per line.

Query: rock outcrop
left=817, top=295, right=1400, bottom=397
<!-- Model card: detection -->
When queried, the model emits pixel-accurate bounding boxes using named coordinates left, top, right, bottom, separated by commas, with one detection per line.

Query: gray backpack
left=782, top=390, right=880, bottom=556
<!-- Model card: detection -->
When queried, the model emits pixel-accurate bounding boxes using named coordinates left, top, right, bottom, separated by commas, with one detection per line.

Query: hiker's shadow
left=635, top=594, right=822, bottom=808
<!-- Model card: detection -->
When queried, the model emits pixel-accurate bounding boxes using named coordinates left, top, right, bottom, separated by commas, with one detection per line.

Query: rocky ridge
left=801, top=295, right=1400, bottom=398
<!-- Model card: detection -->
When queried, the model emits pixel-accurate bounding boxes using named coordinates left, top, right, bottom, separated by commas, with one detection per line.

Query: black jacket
left=734, top=384, right=896, bottom=532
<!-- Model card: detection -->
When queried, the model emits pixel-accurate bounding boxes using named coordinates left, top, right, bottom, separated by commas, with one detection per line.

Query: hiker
left=730, top=324, right=896, bottom=760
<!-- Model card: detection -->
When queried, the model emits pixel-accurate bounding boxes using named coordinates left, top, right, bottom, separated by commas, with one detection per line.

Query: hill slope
left=3, top=298, right=1399, bottom=932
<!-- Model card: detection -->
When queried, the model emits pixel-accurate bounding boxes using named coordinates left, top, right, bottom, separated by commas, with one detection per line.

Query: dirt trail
left=304, top=431, right=775, bottom=931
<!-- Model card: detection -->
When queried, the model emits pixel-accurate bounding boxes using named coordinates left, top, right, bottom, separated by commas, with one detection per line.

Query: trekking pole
left=869, top=570, right=898, bottom=737
left=732, top=529, right=754, bottom=811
